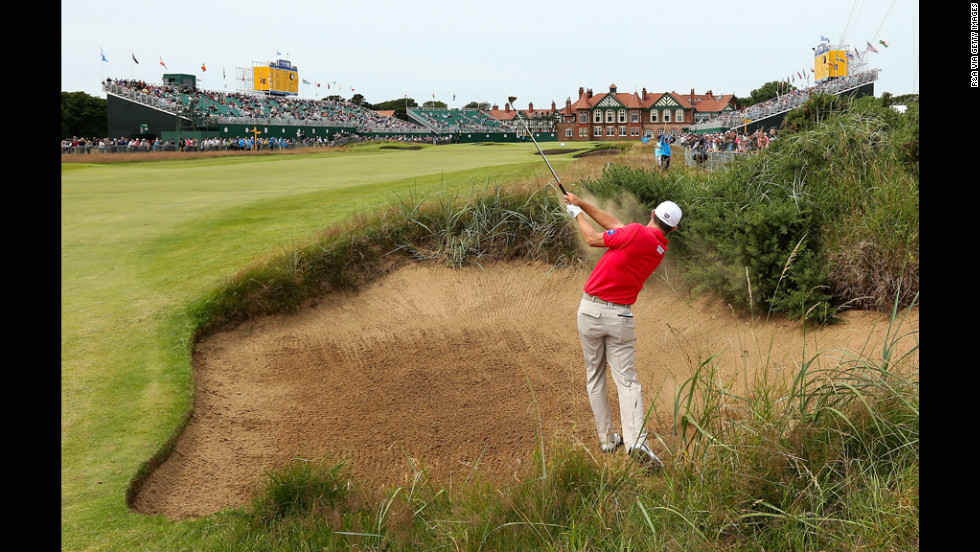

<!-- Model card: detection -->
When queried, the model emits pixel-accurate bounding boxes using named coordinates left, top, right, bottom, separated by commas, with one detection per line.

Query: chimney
left=579, top=87, right=584, bottom=98
left=587, top=88, right=593, bottom=98
left=528, top=102, right=533, bottom=111
left=552, top=100, right=556, bottom=110
left=610, top=83, right=617, bottom=93
left=566, top=97, right=572, bottom=110
left=505, top=103, right=510, bottom=113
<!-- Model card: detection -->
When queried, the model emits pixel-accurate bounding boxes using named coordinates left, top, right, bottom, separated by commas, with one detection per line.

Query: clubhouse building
left=553, top=84, right=740, bottom=141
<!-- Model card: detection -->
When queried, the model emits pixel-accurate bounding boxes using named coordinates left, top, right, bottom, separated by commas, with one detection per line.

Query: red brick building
left=554, top=84, right=740, bottom=141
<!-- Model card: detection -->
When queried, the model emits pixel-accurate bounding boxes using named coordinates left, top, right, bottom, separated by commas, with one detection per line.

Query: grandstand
left=688, top=68, right=877, bottom=135
left=103, top=77, right=561, bottom=144
left=104, top=74, right=434, bottom=143
left=407, top=107, right=509, bottom=134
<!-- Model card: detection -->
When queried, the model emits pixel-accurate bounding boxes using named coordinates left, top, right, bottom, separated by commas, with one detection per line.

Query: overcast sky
left=62, top=0, right=920, bottom=107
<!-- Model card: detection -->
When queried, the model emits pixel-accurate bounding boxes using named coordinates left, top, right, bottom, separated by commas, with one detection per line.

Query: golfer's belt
left=583, top=293, right=632, bottom=308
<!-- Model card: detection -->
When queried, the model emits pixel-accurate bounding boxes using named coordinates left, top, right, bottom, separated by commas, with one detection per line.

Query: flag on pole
left=820, top=35, right=829, bottom=43
left=302, top=78, right=310, bottom=85
left=160, top=57, right=168, bottom=69
left=101, top=48, right=108, bottom=62
left=879, top=40, right=888, bottom=47
left=132, top=53, right=139, bottom=64
left=201, top=63, right=207, bottom=72
left=866, top=41, right=878, bottom=53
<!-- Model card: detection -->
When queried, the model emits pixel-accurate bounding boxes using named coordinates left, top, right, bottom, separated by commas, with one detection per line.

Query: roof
left=559, top=85, right=737, bottom=113
left=685, top=92, right=738, bottom=113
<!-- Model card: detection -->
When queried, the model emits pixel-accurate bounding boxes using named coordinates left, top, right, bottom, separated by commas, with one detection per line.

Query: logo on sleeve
left=606, top=229, right=616, bottom=236
left=657, top=245, right=665, bottom=254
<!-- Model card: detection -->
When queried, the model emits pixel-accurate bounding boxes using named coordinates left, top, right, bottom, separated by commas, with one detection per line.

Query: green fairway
left=61, top=142, right=573, bottom=551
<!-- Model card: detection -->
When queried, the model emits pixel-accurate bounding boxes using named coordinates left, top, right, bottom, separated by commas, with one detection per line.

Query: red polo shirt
left=583, top=223, right=668, bottom=305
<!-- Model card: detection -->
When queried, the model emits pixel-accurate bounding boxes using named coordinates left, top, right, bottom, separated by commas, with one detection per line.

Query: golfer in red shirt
left=563, top=192, right=681, bottom=469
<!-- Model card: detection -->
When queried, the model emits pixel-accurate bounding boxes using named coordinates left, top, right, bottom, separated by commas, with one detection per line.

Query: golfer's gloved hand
left=566, top=204, right=583, bottom=218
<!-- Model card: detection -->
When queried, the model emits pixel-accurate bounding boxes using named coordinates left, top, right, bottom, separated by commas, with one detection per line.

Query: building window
left=664, top=110, right=671, bottom=122
left=579, top=112, right=588, bottom=124
left=675, top=109, right=684, bottom=122
left=631, top=110, right=639, bottom=123
left=650, top=110, right=658, bottom=123
left=630, top=127, right=639, bottom=136
left=565, top=129, right=572, bottom=138
left=594, top=126, right=602, bottom=137
left=619, top=126, right=627, bottom=136
left=606, top=126, right=615, bottom=136
left=593, top=110, right=602, bottom=123
left=605, top=111, right=615, bottom=123
left=580, top=127, right=588, bottom=137
left=618, top=109, right=627, bottom=123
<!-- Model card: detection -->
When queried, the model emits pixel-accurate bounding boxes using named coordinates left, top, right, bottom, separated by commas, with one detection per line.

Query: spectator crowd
left=104, top=78, right=427, bottom=133
left=696, top=69, right=879, bottom=131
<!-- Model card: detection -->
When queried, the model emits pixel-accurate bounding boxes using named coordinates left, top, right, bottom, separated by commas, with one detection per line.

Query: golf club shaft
left=511, top=105, right=566, bottom=195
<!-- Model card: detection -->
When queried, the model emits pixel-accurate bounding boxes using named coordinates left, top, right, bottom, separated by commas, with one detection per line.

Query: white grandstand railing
left=102, top=81, right=190, bottom=118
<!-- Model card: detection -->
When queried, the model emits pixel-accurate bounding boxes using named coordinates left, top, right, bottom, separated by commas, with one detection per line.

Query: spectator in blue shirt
left=658, top=134, right=672, bottom=171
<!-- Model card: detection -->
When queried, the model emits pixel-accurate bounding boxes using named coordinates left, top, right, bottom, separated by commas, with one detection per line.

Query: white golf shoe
left=600, top=433, right=623, bottom=453
left=628, top=443, right=664, bottom=470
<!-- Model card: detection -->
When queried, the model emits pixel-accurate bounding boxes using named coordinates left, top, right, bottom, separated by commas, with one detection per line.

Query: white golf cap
left=654, top=201, right=682, bottom=227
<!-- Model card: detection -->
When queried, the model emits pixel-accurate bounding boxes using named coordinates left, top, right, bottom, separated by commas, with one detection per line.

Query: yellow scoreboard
left=814, top=43, right=849, bottom=83
left=253, top=60, right=299, bottom=96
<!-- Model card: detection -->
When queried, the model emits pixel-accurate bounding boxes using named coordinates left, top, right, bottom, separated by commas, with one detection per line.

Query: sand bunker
left=130, top=261, right=918, bottom=519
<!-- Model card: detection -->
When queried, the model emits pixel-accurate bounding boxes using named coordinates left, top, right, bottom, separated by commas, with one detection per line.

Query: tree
left=350, top=93, right=369, bottom=107
left=373, top=97, right=419, bottom=121
left=464, top=101, right=491, bottom=110
left=741, top=80, right=798, bottom=108
left=61, top=91, right=108, bottom=138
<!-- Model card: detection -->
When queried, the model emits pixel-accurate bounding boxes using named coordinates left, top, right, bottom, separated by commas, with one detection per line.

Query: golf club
left=507, top=96, right=566, bottom=195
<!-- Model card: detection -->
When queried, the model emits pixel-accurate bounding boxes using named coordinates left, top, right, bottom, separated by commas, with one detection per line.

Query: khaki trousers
left=577, top=296, right=648, bottom=450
